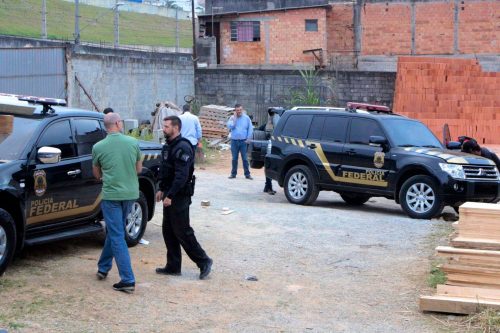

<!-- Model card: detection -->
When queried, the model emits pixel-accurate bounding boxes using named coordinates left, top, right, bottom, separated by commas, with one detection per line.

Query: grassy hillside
left=0, top=0, right=193, bottom=48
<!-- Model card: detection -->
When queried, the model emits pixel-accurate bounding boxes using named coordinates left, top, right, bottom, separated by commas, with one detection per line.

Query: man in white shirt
left=179, top=105, right=202, bottom=152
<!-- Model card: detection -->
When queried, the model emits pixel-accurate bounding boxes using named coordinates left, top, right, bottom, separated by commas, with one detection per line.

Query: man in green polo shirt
left=92, top=112, right=142, bottom=293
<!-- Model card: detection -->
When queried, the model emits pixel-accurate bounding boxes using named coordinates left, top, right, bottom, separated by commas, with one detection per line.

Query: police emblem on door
left=34, top=170, right=47, bottom=197
left=374, top=152, right=385, bottom=169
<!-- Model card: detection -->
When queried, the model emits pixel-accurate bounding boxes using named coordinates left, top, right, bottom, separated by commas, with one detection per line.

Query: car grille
left=463, top=165, right=499, bottom=180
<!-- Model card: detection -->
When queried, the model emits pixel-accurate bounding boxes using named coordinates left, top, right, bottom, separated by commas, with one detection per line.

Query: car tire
left=250, top=160, right=264, bottom=169
left=339, top=192, right=371, bottom=206
left=253, top=130, right=268, bottom=141
left=399, top=175, right=444, bottom=219
left=284, top=165, right=319, bottom=205
left=0, top=208, right=17, bottom=276
left=125, top=192, right=148, bottom=247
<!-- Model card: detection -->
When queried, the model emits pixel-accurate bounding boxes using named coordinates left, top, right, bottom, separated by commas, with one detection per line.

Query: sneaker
left=113, top=281, right=135, bottom=293
left=245, top=175, right=253, bottom=180
left=199, top=258, right=213, bottom=280
left=155, top=267, right=181, bottom=276
left=267, top=189, right=276, bottom=195
left=96, top=271, right=108, bottom=280
left=228, top=175, right=236, bottom=179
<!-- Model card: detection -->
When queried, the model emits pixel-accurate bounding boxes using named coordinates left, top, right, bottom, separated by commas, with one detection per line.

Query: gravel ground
left=0, top=156, right=454, bottom=332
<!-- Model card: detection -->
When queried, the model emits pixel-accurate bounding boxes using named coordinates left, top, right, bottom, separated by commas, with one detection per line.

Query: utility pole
left=191, top=0, right=197, bottom=68
left=41, top=0, right=47, bottom=39
left=114, top=0, right=120, bottom=48
left=74, top=0, right=80, bottom=44
left=175, top=7, right=179, bottom=52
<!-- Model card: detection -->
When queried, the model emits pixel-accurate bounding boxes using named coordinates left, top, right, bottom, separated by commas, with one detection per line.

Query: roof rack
left=0, top=93, right=66, bottom=114
left=346, top=102, right=392, bottom=114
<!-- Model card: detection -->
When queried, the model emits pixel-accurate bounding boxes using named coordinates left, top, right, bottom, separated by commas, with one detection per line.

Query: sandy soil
left=0, top=148, right=456, bottom=332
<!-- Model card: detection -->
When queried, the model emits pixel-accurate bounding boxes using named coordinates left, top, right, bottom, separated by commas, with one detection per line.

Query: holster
left=185, top=175, right=196, bottom=196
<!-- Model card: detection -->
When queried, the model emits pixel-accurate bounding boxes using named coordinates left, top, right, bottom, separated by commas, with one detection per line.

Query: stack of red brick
left=393, top=57, right=500, bottom=144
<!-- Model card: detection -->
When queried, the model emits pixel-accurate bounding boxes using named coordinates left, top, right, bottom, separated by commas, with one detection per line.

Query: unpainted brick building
left=198, top=0, right=499, bottom=71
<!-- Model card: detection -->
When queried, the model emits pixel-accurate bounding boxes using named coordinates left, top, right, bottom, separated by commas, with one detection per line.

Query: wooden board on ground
left=419, top=295, right=500, bottom=314
left=452, top=237, right=500, bottom=251
left=436, top=284, right=500, bottom=301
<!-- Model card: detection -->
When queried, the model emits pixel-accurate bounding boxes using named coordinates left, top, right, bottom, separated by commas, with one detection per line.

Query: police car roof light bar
left=17, top=96, right=67, bottom=114
left=346, top=102, right=391, bottom=113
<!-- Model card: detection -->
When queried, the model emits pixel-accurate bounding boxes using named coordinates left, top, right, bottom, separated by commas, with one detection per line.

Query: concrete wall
left=0, top=36, right=195, bottom=120
left=68, top=46, right=194, bottom=120
left=195, top=68, right=395, bottom=125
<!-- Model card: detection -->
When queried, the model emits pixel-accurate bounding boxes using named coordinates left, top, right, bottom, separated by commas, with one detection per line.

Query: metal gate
left=0, top=47, right=66, bottom=99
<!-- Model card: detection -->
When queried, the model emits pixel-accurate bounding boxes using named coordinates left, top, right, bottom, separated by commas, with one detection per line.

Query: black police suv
left=264, top=107, right=500, bottom=219
left=0, top=95, right=162, bottom=276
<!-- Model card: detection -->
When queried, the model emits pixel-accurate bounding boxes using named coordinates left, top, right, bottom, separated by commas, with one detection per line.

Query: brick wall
left=220, top=7, right=327, bottom=66
left=326, top=4, right=354, bottom=54
left=195, top=68, right=395, bottom=125
left=212, top=0, right=498, bottom=68
left=393, top=57, right=500, bottom=144
left=361, top=3, right=412, bottom=55
left=415, top=2, right=454, bottom=54
left=458, top=1, right=500, bottom=54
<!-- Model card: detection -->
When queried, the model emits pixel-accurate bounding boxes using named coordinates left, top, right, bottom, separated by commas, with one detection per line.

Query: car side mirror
left=37, top=146, right=61, bottom=164
left=369, top=136, right=387, bottom=146
left=446, top=141, right=462, bottom=150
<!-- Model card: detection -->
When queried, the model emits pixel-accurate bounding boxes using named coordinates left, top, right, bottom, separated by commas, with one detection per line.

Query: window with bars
left=230, top=21, right=261, bottom=42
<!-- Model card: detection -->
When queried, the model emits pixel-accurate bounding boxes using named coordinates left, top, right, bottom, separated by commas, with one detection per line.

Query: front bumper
left=441, top=178, right=500, bottom=204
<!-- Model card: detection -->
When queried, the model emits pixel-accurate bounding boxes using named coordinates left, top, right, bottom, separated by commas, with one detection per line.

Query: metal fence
left=0, top=47, right=66, bottom=99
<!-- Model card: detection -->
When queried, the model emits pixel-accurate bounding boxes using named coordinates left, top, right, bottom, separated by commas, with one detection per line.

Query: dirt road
left=0, top=151, right=452, bottom=332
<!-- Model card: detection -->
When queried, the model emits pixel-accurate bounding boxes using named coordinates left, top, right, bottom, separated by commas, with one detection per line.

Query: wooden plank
left=437, top=284, right=500, bottom=301
left=442, top=263, right=500, bottom=276
left=437, top=246, right=500, bottom=258
left=460, top=202, right=500, bottom=212
left=452, top=237, right=500, bottom=251
left=419, top=295, right=500, bottom=314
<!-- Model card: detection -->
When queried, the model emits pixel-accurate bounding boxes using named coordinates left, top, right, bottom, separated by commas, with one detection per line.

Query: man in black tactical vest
left=155, top=116, right=213, bottom=280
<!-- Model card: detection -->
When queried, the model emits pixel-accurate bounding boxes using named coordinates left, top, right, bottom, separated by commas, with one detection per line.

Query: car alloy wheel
left=406, top=182, right=435, bottom=214
left=288, top=171, right=309, bottom=200
left=126, top=202, right=143, bottom=239
left=0, top=225, right=6, bottom=263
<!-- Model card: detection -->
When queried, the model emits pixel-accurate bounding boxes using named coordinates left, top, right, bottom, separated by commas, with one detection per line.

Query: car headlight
left=439, top=163, right=465, bottom=179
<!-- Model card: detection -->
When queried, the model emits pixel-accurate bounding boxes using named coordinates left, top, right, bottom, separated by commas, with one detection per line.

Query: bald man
left=92, top=112, right=143, bottom=292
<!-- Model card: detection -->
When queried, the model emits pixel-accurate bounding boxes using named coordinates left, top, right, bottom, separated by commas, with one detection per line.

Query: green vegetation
left=0, top=0, right=193, bottom=48
left=288, top=69, right=321, bottom=106
left=427, top=262, right=447, bottom=288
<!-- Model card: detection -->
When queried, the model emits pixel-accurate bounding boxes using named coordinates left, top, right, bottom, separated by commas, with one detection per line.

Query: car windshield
left=383, top=119, right=443, bottom=148
left=0, top=116, right=41, bottom=161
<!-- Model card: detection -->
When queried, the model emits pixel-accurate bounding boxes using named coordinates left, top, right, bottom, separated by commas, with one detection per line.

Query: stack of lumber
left=199, top=105, right=233, bottom=139
left=420, top=202, right=500, bottom=314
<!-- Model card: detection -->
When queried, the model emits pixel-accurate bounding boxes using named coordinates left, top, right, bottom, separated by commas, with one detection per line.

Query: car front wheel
left=0, top=208, right=16, bottom=276
left=399, top=175, right=444, bottom=219
left=284, top=165, right=319, bottom=205
left=125, top=191, right=148, bottom=247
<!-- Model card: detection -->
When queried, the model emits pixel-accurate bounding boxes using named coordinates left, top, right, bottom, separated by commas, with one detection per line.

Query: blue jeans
left=98, top=200, right=135, bottom=284
left=230, top=139, right=250, bottom=177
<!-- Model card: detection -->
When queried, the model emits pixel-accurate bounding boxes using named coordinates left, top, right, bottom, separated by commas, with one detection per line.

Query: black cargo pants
left=162, top=194, right=210, bottom=271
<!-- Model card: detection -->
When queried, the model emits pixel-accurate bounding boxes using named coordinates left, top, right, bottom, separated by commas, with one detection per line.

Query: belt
left=232, top=139, right=247, bottom=141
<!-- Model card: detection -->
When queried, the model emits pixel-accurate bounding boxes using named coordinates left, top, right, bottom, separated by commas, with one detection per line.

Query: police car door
left=340, top=118, right=390, bottom=190
left=73, top=118, right=106, bottom=218
left=26, top=120, right=83, bottom=226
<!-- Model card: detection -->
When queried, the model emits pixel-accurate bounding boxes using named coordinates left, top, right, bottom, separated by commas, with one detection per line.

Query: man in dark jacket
left=462, top=140, right=500, bottom=170
left=155, top=116, right=213, bottom=279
